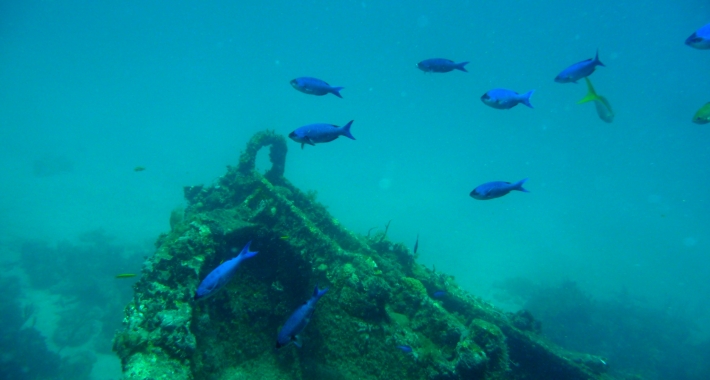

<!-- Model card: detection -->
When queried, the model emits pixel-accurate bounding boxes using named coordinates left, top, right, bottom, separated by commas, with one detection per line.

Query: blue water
left=1, top=1, right=709, bottom=378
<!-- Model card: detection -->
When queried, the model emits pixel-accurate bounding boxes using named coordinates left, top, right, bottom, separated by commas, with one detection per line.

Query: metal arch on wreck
left=113, top=131, right=612, bottom=380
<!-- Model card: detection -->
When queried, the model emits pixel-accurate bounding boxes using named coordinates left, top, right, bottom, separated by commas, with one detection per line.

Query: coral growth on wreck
left=113, top=131, right=610, bottom=380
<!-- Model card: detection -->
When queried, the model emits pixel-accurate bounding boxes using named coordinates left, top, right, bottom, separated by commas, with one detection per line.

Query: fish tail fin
left=238, top=240, right=259, bottom=259
left=577, top=77, right=600, bottom=104
left=594, top=49, right=605, bottom=67
left=330, top=86, right=344, bottom=98
left=340, top=120, right=355, bottom=140
left=455, top=62, right=469, bottom=72
left=520, top=90, right=535, bottom=108
left=313, top=285, right=329, bottom=299
left=514, top=178, right=530, bottom=193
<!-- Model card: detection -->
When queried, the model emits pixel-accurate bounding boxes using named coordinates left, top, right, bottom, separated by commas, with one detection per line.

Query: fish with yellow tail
left=692, top=102, right=710, bottom=124
left=577, top=77, right=614, bottom=123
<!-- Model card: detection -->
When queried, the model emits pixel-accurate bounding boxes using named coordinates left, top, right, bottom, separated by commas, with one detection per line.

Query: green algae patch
left=387, top=309, right=410, bottom=328
left=401, top=277, right=427, bottom=297
left=113, top=131, right=613, bottom=380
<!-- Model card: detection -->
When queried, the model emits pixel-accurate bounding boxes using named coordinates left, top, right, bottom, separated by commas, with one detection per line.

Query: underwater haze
left=1, top=0, right=710, bottom=378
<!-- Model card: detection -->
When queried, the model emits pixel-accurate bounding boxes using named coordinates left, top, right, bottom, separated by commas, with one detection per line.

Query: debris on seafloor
left=113, top=130, right=613, bottom=380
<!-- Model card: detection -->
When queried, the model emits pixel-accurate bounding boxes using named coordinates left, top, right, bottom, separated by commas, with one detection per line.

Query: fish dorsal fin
left=577, top=77, right=600, bottom=104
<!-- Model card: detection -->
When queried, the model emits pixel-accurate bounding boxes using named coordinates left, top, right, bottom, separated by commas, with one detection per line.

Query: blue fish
left=289, top=120, right=355, bottom=149
left=416, top=58, right=468, bottom=73
left=481, top=88, right=534, bottom=109
left=432, top=290, right=447, bottom=298
left=470, top=179, right=530, bottom=200
left=194, top=241, right=258, bottom=301
left=290, top=77, right=344, bottom=98
left=686, top=23, right=710, bottom=49
left=397, top=345, right=413, bottom=354
left=554, top=50, right=605, bottom=83
left=276, top=285, right=329, bottom=348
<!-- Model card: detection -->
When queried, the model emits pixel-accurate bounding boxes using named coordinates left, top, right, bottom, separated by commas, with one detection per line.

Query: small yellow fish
left=692, top=102, right=710, bottom=124
left=115, top=273, right=137, bottom=279
left=134, top=166, right=146, bottom=172
left=577, top=77, right=614, bottom=123
left=279, top=236, right=289, bottom=240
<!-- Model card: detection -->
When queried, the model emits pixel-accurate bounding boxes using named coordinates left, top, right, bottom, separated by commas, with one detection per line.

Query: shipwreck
left=113, top=131, right=611, bottom=380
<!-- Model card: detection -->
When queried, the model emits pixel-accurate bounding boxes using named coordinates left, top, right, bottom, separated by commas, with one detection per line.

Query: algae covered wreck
left=113, top=131, right=612, bottom=380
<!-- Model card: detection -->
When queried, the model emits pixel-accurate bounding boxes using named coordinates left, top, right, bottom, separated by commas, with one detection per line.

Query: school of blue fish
left=193, top=22, right=710, bottom=354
